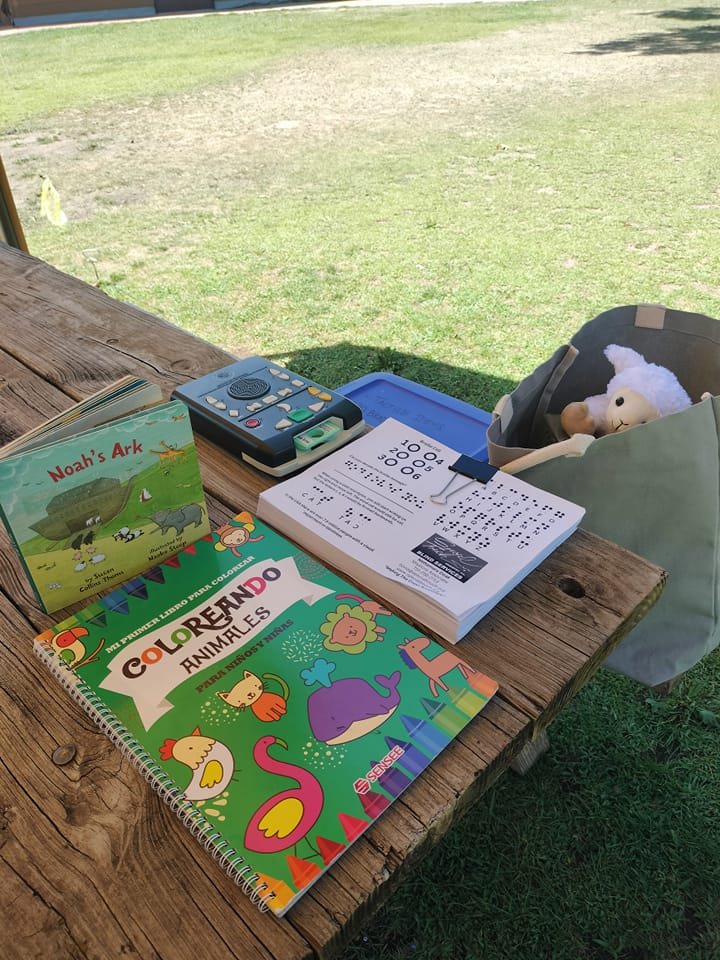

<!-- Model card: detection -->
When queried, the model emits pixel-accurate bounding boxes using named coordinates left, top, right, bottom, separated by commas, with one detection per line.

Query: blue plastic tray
left=337, top=372, right=491, bottom=460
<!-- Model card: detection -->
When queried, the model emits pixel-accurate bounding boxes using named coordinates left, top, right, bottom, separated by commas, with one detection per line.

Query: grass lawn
left=3, top=1, right=720, bottom=957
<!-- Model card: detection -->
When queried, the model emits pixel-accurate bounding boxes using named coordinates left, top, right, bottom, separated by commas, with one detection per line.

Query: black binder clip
left=450, top=455, right=498, bottom=483
left=430, top=456, right=497, bottom=504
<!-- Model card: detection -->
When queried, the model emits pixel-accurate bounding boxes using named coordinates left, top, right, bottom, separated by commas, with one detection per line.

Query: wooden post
left=0, top=155, right=28, bottom=252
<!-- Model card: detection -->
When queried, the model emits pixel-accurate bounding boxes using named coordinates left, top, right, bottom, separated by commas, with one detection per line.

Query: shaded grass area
left=340, top=659, right=720, bottom=960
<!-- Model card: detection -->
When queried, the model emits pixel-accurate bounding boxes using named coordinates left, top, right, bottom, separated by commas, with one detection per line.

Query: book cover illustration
left=35, top=513, right=498, bottom=916
left=0, top=399, right=210, bottom=611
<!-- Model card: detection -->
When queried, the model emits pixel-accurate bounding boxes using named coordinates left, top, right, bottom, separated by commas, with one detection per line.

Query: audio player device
left=172, top=357, right=366, bottom=476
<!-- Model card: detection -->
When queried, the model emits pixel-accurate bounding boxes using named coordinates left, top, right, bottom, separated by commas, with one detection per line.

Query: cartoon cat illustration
left=217, top=670, right=289, bottom=722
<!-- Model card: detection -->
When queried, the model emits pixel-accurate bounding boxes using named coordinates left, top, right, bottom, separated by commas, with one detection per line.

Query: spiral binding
left=33, top=636, right=277, bottom=914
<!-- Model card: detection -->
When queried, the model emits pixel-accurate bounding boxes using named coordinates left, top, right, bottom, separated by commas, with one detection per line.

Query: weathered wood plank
left=0, top=594, right=314, bottom=960
left=0, top=244, right=234, bottom=397
left=0, top=243, right=666, bottom=960
left=0, top=348, right=77, bottom=446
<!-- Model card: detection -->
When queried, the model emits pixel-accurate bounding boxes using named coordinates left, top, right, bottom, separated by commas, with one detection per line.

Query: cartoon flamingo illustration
left=244, top=735, right=324, bottom=855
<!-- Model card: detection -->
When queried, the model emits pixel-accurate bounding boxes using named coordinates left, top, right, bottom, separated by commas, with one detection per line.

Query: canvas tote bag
left=486, top=303, right=720, bottom=687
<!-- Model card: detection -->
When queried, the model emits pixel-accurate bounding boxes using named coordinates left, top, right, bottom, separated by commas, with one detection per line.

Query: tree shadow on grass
left=654, top=6, right=720, bottom=20
left=580, top=7, right=720, bottom=56
left=278, top=342, right=515, bottom=414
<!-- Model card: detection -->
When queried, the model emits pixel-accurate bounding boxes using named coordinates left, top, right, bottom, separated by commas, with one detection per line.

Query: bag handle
left=492, top=344, right=579, bottom=433
left=529, top=344, right=579, bottom=437
left=492, top=393, right=511, bottom=425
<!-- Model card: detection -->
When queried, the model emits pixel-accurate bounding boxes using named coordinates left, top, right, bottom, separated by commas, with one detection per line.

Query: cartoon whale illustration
left=307, top=671, right=402, bottom=745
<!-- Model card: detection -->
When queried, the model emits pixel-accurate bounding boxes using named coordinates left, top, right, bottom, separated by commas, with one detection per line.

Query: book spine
left=0, top=501, right=47, bottom=612
left=32, top=637, right=275, bottom=912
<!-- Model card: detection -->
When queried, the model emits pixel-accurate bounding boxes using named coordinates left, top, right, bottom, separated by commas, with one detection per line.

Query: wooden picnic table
left=0, top=242, right=666, bottom=960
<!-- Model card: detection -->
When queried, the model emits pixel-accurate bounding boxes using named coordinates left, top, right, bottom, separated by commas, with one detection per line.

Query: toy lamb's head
left=561, top=344, right=692, bottom=437
left=596, top=345, right=691, bottom=433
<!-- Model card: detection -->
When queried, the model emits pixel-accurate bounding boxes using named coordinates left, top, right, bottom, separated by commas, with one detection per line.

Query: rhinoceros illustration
left=148, top=502, right=205, bottom=536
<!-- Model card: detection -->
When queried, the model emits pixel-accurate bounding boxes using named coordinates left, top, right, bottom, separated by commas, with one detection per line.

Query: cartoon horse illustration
left=398, top=636, right=477, bottom=698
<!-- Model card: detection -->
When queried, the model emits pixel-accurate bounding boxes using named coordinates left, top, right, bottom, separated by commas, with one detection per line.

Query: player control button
left=246, top=418, right=261, bottom=428
left=291, top=379, right=304, bottom=387
left=246, top=402, right=263, bottom=412
left=308, top=402, right=324, bottom=412
left=277, top=388, right=293, bottom=397
left=277, top=403, right=292, bottom=412
left=263, top=394, right=278, bottom=404
left=228, top=409, right=239, bottom=417
left=206, top=395, right=218, bottom=405
left=227, top=376, right=270, bottom=400
left=289, top=408, right=313, bottom=422
left=276, top=418, right=293, bottom=429
left=215, top=402, right=227, bottom=410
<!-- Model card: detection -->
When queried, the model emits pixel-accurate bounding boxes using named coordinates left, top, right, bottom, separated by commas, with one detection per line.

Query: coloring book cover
left=34, top=513, right=498, bottom=917
left=0, top=399, right=210, bottom=612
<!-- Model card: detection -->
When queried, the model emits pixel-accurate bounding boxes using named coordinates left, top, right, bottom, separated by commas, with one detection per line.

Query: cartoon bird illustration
left=244, top=735, right=324, bottom=855
left=160, top=727, right=234, bottom=801
left=51, top=625, right=105, bottom=669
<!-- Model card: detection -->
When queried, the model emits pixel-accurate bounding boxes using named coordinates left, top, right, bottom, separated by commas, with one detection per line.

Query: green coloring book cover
left=0, top=398, right=210, bottom=612
left=34, top=513, right=498, bottom=917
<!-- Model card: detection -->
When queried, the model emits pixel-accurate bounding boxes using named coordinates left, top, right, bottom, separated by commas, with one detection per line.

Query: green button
left=289, top=408, right=313, bottom=422
left=294, top=419, right=341, bottom=452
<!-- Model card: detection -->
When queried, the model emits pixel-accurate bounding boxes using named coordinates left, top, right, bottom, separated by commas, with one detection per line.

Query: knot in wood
left=557, top=576, right=585, bottom=599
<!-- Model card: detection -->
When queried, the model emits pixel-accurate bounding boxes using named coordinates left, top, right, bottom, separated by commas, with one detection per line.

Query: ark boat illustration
left=30, top=476, right=136, bottom=541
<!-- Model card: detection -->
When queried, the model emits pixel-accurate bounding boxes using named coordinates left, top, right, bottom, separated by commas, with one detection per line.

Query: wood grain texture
left=0, top=244, right=666, bottom=960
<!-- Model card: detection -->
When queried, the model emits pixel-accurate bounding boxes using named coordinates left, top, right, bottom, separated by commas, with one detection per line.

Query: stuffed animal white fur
left=560, top=344, right=692, bottom=437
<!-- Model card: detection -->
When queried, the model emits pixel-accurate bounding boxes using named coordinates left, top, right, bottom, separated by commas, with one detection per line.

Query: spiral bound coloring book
left=33, top=512, right=498, bottom=917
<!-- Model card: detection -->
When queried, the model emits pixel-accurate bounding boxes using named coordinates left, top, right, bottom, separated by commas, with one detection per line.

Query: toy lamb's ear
left=604, top=344, right=646, bottom=374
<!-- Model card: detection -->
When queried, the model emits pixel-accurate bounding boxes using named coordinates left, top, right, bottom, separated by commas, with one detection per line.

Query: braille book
left=258, top=418, right=585, bottom=643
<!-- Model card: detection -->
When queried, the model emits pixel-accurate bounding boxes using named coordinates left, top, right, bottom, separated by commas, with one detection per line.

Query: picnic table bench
left=0, top=242, right=666, bottom=960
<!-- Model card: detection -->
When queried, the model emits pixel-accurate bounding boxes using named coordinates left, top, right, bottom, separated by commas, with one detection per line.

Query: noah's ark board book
left=0, top=377, right=210, bottom=612
left=258, top=418, right=585, bottom=643
left=33, top=512, right=498, bottom=917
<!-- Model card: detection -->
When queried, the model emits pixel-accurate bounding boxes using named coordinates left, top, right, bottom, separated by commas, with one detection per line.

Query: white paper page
left=260, top=419, right=585, bottom=617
